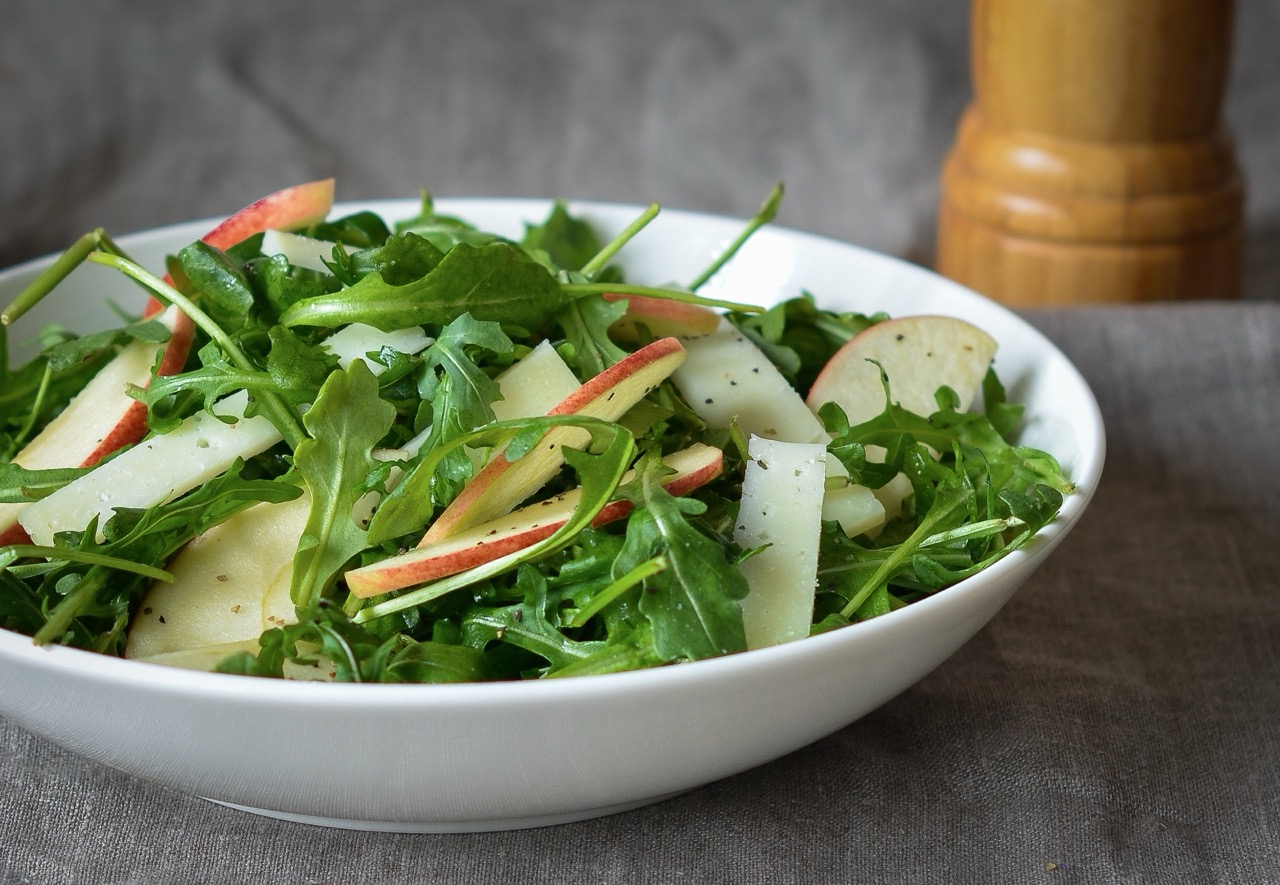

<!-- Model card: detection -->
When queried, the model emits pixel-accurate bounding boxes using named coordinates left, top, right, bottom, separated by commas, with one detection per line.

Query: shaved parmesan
left=735, top=436, right=827, bottom=649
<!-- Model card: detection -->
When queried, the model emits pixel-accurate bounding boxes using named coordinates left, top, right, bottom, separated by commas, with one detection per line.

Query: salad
left=0, top=180, right=1073, bottom=682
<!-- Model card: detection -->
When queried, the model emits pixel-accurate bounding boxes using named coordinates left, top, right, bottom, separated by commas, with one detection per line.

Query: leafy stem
left=579, top=203, right=660, bottom=280
left=568, top=555, right=667, bottom=628
left=0, top=545, right=173, bottom=582
left=85, top=252, right=307, bottom=449
left=563, top=282, right=762, bottom=314
left=1, top=229, right=130, bottom=326
left=838, top=481, right=971, bottom=619
left=688, top=180, right=783, bottom=291
left=31, top=568, right=110, bottom=645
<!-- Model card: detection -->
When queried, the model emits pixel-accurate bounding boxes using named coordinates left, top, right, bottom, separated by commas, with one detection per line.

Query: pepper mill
left=936, top=0, right=1244, bottom=305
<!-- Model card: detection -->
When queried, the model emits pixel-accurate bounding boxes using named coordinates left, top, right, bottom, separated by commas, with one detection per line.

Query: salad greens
left=0, top=186, right=1074, bottom=682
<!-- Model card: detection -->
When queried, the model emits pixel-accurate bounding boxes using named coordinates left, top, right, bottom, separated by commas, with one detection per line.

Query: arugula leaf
left=266, top=325, right=336, bottom=404
left=341, top=233, right=445, bottom=287
left=177, top=241, right=255, bottom=318
left=380, top=638, right=490, bottom=683
left=463, top=565, right=606, bottom=672
left=245, top=253, right=341, bottom=319
left=982, top=368, right=1024, bottom=440
left=394, top=193, right=513, bottom=252
left=521, top=201, right=604, bottom=273
left=547, top=624, right=666, bottom=678
left=611, top=450, right=748, bottom=661
left=557, top=294, right=630, bottom=377
left=44, top=316, right=172, bottom=374
left=412, top=314, right=514, bottom=504
left=307, top=210, right=393, bottom=250
left=281, top=241, right=568, bottom=333
left=0, top=462, right=93, bottom=503
left=291, top=361, right=397, bottom=608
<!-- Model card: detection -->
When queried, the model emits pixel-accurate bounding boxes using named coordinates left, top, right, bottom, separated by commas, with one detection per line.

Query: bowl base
left=203, top=789, right=691, bottom=833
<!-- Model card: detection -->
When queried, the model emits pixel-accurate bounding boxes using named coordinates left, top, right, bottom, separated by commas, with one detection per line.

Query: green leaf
left=45, top=316, right=171, bottom=374
left=521, top=201, right=604, bottom=273
left=266, top=325, right=336, bottom=404
left=463, top=565, right=605, bottom=671
left=381, top=639, right=490, bottom=683
left=557, top=294, right=629, bottom=377
left=308, top=210, right=393, bottom=250
left=280, top=242, right=567, bottom=332
left=177, top=241, right=255, bottom=315
left=546, top=624, right=665, bottom=678
left=291, top=361, right=397, bottom=608
left=423, top=314, right=512, bottom=435
left=406, top=314, right=514, bottom=510
left=245, top=253, right=340, bottom=318
left=394, top=197, right=512, bottom=253
left=982, top=367, right=1023, bottom=440
left=0, top=462, right=94, bottom=503
left=343, top=232, right=445, bottom=287
left=611, top=450, right=748, bottom=661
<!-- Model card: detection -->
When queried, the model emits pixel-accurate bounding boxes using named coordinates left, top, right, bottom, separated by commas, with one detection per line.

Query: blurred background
left=2, top=0, right=1278, bottom=297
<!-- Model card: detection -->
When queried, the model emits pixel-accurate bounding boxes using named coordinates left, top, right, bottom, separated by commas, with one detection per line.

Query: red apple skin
left=1, top=180, right=336, bottom=546
left=346, top=444, right=723, bottom=597
left=197, top=178, right=335, bottom=253
left=603, top=293, right=722, bottom=340
left=144, top=178, right=336, bottom=315
left=126, top=181, right=334, bottom=450
left=0, top=306, right=194, bottom=545
left=421, top=337, right=688, bottom=544
left=82, top=308, right=196, bottom=468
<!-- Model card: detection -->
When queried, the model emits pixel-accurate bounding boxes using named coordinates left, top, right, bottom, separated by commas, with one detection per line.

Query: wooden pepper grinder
left=936, top=0, right=1245, bottom=305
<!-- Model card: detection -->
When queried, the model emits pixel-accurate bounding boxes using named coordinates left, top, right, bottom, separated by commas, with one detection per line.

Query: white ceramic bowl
left=0, top=199, right=1104, bottom=832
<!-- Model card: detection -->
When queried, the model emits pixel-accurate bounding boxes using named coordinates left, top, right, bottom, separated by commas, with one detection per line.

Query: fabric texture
left=2, top=1, right=1279, bottom=882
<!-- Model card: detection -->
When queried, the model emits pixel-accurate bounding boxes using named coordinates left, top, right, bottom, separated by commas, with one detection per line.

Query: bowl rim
left=0, top=197, right=1106, bottom=705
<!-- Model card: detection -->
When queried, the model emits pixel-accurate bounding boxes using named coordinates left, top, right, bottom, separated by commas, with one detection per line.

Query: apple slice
left=196, top=179, right=334, bottom=254
left=735, top=435, right=827, bottom=649
left=805, top=315, right=998, bottom=521
left=421, top=337, right=687, bottom=544
left=1, top=181, right=336, bottom=546
left=806, top=315, right=997, bottom=424
left=348, top=443, right=723, bottom=597
left=603, top=292, right=722, bottom=341
left=19, top=390, right=283, bottom=546
left=0, top=304, right=194, bottom=545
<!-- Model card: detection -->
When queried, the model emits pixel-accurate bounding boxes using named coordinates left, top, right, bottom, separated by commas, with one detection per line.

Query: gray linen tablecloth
left=3, top=0, right=1279, bottom=881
